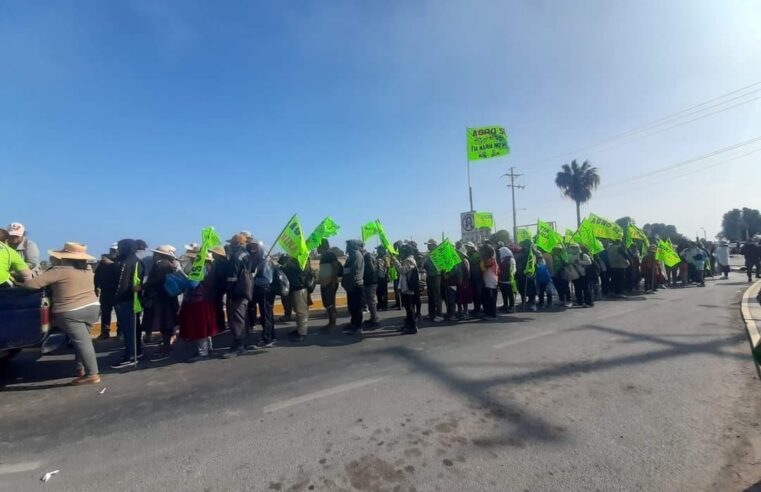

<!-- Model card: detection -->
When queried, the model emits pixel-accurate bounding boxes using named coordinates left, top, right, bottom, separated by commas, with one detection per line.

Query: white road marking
left=493, top=330, right=558, bottom=349
left=262, top=377, right=386, bottom=413
left=0, top=461, right=43, bottom=475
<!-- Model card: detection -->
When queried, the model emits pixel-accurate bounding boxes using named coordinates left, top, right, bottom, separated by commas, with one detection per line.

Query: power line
left=604, top=135, right=761, bottom=187
left=525, top=80, right=761, bottom=167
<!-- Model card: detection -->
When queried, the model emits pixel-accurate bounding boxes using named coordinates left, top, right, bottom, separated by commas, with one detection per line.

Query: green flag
left=305, top=217, right=341, bottom=251
left=524, top=244, right=536, bottom=276
left=573, top=226, right=604, bottom=255
left=278, top=215, right=310, bottom=269
left=467, top=126, right=510, bottom=161
left=474, top=212, right=495, bottom=229
left=656, top=239, right=681, bottom=268
left=535, top=220, right=563, bottom=253
left=361, top=221, right=380, bottom=242
left=375, top=220, right=398, bottom=255
left=564, top=229, right=575, bottom=245
left=626, top=224, right=649, bottom=249
left=516, top=228, right=532, bottom=244
left=132, top=263, right=143, bottom=314
left=428, top=239, right=461, bottom=273
left=584, top=214, right=623, bottom=240
left=188, top=226, right=222, bottom=282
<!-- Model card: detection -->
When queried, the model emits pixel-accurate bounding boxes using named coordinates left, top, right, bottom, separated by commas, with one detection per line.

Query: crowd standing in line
left=1, top=220, right=760, bottom=386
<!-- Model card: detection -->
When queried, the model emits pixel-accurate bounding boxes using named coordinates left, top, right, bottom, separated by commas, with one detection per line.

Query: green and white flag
left=428, top=239, right=461, bottom=273
left=188, top=226, right=222, bottom=282
left=656, top=239, right=681, bottom=268
left=535, top=220, right=563, bottom=253
left=305, top=217, right=340, bottom=251
left=583, top=214, right=623, bottom=240
left=278, top=215, right=310, bottom=269
left=361, top=221, right=380, bottom=242
left=474, top=212, right=495, bottom=229
left=375, top=220, right=397, bottom=256
left=467, top=126, right=509, bottom=161
left=516, top=228, right=533, bottom=244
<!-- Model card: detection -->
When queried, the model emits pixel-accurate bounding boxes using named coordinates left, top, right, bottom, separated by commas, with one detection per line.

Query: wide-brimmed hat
left=7, top=222, right=25, bottom=237
left=209, top=246, right=227, bottom=257
left=464, top=241, right=476, bottom=249
left=184, top=243, right=199, bottom=252
left=426, top=239, right=438, bottom=247
left=48, top=242, right=94, bottom=261
left=151, top=245, right=177, bottom=259
left=185, top=246, right=213, bottom=261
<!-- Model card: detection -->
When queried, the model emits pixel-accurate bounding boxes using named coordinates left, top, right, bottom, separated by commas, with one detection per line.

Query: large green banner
left=278, top=215, right=310, bottom=269
left=573, top=225, right=605, bottom=255
left=516, top=228, right=533, bottom=244
left=467, top=126, right=510, bottom=161
left=584, top=214, right=623, bottom=240
left=306, top=217, right=340, bottom=251
left=428, top=239, right=461, bottom=272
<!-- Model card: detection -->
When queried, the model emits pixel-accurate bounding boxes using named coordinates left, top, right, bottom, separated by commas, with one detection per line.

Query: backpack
left=233, top=267, right=253, bottom=301
left=376, top=258, right=388, bottom=282
left=163, top=271, right=189, bottom=297
left=406, top=266, right=420, bottom=293
left=271, top=266, right=290, bottom=297
left=305, top=263, right=317, bottom=294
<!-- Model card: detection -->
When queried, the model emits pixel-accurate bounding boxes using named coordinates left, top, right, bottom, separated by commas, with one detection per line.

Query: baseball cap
left=7, top=223, right=25, bottom=237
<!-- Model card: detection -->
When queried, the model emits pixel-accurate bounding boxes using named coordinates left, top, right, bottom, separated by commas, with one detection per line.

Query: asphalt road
left=2, top=274, right=761, bottom=491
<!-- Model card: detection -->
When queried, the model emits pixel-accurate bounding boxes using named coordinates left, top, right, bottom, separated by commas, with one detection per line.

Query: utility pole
left=503, top=167, right=524, bottom=242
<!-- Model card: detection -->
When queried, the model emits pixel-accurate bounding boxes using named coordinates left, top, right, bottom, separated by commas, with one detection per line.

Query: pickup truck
left=0, top=289, right=51, bottom=363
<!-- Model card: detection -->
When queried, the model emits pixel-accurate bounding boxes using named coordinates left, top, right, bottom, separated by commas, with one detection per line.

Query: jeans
left=99, top=300, right=114, bottom=336
left=443, top=285, right=456, bottom=318
left=427, top=275, right=442, bottom=319
left=573, top=277, right=593, bottom=306
left=346, top=285, right=364, bottom=328
left=364, top=284, right=379, bottom=323
left=115, top=301, right=141, bottom=360
left=401, top=293, right=418, bottom=332
left=611, top=268, right=626, bottom=295
left=482, top=287, right=498, bottom=317
left=227, top=297, right=249, bottom=346
left=253, top=287, right=275, bottom=343
left=377, top=281, right=389, bottom=310
left=553, top=276, right=571, bottom=303
left=498, top=283, right=514, bottom=311
left=57, top=305, right=100, bottom=376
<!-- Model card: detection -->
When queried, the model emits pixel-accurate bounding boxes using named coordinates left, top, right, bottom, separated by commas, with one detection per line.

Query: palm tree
left=555, top=160, right=600, bottom=228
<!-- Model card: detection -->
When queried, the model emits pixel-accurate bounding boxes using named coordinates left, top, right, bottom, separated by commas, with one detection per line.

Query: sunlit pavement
left=2, top=275, right=761, bottom=491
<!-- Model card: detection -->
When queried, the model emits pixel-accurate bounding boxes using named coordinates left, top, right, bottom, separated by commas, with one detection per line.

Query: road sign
left=461, top=211, right=490, bottom=244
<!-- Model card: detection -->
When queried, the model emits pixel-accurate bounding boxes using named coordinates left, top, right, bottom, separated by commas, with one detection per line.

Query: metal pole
left=467, top=159, right=474, bottom=212
left=503, top=167, right=524, bottom=242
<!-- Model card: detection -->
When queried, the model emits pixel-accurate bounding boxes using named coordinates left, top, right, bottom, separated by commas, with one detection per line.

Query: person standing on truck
left=6, top=222, right=40, bottom=275
left=21, top=242, right=101, bottom=385
left=93, top=244, right=120, bottom=339
left=111, top=239, right=145, bottom=369
left=0, top=228, right=31, bottom=287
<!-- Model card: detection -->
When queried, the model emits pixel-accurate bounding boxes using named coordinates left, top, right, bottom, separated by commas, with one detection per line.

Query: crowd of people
left=2, top=221, right=760, bottom=387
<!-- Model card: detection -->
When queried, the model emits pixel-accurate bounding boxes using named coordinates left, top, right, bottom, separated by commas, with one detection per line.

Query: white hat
left=7, top=222, right=25, bottom=237
left=150, top=244, right=177, bottom=258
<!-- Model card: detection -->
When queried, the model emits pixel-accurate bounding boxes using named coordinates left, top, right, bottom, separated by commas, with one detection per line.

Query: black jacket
left=94, top=256, right=120, bottom=305
left=282, top=257, right=306, bottom=292
left=113, top=239, right=144, bottom=305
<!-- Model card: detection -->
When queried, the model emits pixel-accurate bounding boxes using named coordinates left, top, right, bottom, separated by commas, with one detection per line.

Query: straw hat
left=151, top=244, right=177, bottom=259
left=48, top=242, right=95, bottom=261
left=209, top=246, right=227, bottom=257
left=185, top=246, right=213, bottom=261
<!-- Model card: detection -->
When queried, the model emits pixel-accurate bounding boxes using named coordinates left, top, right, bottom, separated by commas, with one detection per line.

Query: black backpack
left=407, top=266, right=420, bottom=293
left=271, top=266, right=290, bottom=297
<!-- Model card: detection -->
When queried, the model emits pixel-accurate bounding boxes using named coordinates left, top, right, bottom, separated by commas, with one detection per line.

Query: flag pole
left=264, top=213, right=297, bottom=261
left=467, top=128, right=474, bottom=212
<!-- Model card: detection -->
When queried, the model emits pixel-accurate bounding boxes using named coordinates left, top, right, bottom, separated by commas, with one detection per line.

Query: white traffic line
left=493, top=329, right=558, bottom=349
left=0, top=461, right=42, bottom=476
left=262, top=377, right=386, bottom=413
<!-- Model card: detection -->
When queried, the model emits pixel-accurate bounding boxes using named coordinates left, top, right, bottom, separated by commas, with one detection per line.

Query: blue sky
left=1, top=0, right=760, bottom=256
